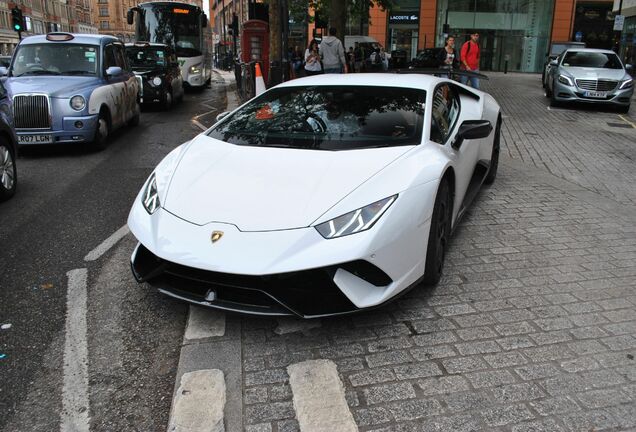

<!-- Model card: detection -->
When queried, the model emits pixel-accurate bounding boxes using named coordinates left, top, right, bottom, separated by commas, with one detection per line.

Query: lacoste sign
left=389, top=13, right=419, bottom=24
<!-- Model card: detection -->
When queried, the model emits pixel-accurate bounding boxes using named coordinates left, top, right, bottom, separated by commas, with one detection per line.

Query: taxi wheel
left=93, top=114, right=109, bottom=151
left=0, top=138, right=17, bottom=202
left=163, top=90, right=173, bottom=110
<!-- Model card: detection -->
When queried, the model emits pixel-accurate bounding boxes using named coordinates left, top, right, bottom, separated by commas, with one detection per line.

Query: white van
left=344, top=35, right=382, bottom=51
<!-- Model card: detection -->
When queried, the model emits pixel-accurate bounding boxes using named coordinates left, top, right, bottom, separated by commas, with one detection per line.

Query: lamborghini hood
left=162, top=135, right=411, bottom=231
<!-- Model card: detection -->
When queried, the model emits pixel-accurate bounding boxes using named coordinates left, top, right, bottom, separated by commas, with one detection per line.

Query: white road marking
left=274, top=317, right=322, bottom=335
left=185, top=306, right=226, bottom=340
left=288, top=359, right=358, bottom=432
left=191, top=119, right=208, bottom=131
left=61, top=268, right=90, bottom=432
left=618, top=114, right=636, bottom=129
left=84, top=224, right=130, bottom=262
left=168, top=369, right=226, bottom=432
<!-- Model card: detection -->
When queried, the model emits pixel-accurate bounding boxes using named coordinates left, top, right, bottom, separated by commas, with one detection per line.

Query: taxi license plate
left=18, top=134, right=53, bottom=144
left=584, top=91, right=607, bottom=98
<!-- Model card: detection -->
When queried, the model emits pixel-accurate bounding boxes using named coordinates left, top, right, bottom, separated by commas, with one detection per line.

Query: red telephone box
left=241, top=19, right=269, bottom=84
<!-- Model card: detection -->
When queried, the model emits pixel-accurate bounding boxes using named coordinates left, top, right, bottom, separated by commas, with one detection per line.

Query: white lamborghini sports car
left=128, top=73, right=501, bottom=318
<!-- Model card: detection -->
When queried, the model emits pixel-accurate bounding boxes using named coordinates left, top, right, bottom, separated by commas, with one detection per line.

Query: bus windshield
left=136, top=3, right=202, bottom=57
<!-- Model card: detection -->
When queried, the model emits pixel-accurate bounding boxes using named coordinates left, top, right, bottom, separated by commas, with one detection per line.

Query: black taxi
left=125, top=42, right=184, bottom=109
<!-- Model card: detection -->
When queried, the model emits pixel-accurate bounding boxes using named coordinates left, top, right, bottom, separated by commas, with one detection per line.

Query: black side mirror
left=452, top=120, right=492, bottom=150
left=127, top=9, right=135, bottom=26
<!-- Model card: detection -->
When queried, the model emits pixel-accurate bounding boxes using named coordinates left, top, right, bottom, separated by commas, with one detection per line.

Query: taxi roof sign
left=46, top=33, right=75, bottom=42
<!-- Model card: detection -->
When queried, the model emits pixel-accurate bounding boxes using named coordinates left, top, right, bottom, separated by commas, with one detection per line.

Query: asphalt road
left=0, top=73, right=229, bottom=431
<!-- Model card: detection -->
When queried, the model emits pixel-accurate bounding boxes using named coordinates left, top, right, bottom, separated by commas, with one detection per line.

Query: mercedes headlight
left=189, top=63, right=202, bottom=74
left=315, top=195, right=397, bottom=239
left=70, top=95, right=86, bottom=111
left=558, top=74, right=573, bottom=86
left=141, top=172, right=160, bottom=214
left=152, top=76, right=162, bottom=86
left=620, top=78, right=633, bottom=89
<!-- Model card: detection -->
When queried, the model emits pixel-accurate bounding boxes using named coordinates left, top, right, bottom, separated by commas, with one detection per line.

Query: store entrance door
left=389, top=28, right=418, bottom=61
left=475, top=30, right=526, bottom=72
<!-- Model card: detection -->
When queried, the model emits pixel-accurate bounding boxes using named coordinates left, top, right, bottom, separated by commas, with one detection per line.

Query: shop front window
left=436, top=0, right=554, bottom=73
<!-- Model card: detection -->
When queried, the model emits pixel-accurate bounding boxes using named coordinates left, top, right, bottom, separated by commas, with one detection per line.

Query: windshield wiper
left=64, top=70, right=94, bottom=75
left=16, top=69, right=61, bottom=77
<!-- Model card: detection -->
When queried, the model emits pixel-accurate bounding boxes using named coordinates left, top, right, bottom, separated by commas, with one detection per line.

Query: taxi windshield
left=11, top=43, right=99, bottom=77
left=126, top=46, right=168, bottom=69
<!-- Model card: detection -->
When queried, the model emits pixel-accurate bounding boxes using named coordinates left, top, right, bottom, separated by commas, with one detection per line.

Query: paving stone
left=434, top=303, right=477, bottom=316
left=364, top=382, right=417, bottom=405
left=576, top=388, right=632, bottom=409
left=601, top=335, right=636, bottom=351
left=561, top=408, right=621, bottom=432
left=276, top=420, right=300, bottom=432
left=497, top=335, right=536, bottom=350
left=269, top=384, right=292, bottom=402
left=366, top=350, right=413, bottom=368
left=245, top=402, right=295, bottom=423
left=443, top=390, right=492, bottom=412
left=511, top=418, right=565, bottom=432
left=483, top=351, right=529, bottom=368
left=245, top=387, right=268, bottom=404
left=334, top=357, right=365, bottom=372
left=412, top=331, right=457, bottom=346
left=560, top=357, right=600, bottom=373
left=455, top=340, right=501, bottom=355
left=410, top=345, right=457, bottom=360
left=529, top=330, right=572, bottom=345
left=393, top=362, right=442, bottom=380
left=495, top=321, right=537, bottom=336
left=245, top=423, right=272, bottom=432
left=491, top=382, right=545, bottom=404
left=245, top=369, right=288, bottom=386
left=442, top=356, right=488, bottom=374
left=466, top=369, right=517, bottom=389
left=456, top=326, right=499, bottom=341
left=348, top=368, right=396, bottom=387
left=481, top=403, right=535, bottom=427
left=567, top=340, right=608, bottom=356
left=529, top=396, right=581, bottom=416
left=417, top=375, right=471, bottom=396
left=411, top=318, right=457, bottom=333
left=569, top=326, right=609, bottom=339
left=387, top=399, right=444, bottom=421
left=515, top=363, right=561, bottom=380
left=352, top=407, right=392, bottom=427
left=367, top=337, right=413, bottom=353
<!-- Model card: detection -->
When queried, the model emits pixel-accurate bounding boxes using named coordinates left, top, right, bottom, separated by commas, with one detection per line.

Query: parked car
left=125, top=42, right=184, bottom=110
left=0, top=55, right=12, bottom=68
left=389, top=49, right=408, bottom=69
left=0, top=33, right=140, bottom=150
left=545, top=48, right=633, bottom=112
left=0, top=79, right=17, bottom=201
left=409, top=48, right=445, bottom=69
left=542, top=41, right=585, bottom=88
left=128, top=73, right=502, bottom=317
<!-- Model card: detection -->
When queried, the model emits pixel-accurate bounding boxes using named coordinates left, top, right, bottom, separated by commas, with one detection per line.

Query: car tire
left=549, top=82, right=559, bottom=107
left=0, top=138, right=17, bottom=202
left=484, top=119, right=500, bottom=185
left=423, top=179, right=452, bottom=286
left=129, top=103, right=140, bottom=127
left=163, top=90, right=173, bottom=110
left=544, top=80, right=552, bottom=97
left=93, top=113, right=110, bottom=151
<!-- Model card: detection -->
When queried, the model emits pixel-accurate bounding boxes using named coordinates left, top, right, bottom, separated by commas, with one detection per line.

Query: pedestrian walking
left=460, top=31, right=481, bottom=89
left=319, top=27, right=348, bottom=74
left=291, top=45, right=303, bottom=78
left=304, top=39, right=322, bottom=76
left=354, top=42, right=366, bottom=72
left=347, top=47, right=356, bottom=74
left=437, top=36, right=459, bottom=79
left=370, top=48, right=384, bottom=72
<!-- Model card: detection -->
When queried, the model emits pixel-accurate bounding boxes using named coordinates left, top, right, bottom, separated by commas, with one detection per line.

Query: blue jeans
left=323, top=66, right=342, bottom=74
left=461, top=70, right=480, bottom=89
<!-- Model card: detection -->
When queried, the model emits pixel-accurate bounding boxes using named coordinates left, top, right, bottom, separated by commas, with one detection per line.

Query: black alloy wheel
left=423, top=179, right=451, bottom=285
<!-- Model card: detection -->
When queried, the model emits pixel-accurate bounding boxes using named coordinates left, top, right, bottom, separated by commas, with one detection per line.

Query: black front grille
left=132, top=243, right=393, bottom=317
left=13, top=95, right=51, bottom=129
left=575, top=79, right=618, bottom=92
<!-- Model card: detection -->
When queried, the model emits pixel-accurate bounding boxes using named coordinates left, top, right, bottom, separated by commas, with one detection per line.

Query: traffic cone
left=254, top=62, right=266, bottom=96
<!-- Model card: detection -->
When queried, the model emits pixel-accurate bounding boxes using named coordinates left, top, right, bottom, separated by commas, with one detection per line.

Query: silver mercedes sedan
left=545, top=48, right=633, bottom=113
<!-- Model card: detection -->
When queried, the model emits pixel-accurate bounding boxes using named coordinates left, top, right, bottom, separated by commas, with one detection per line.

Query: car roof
left=276, top=73, right=442, bottom=91
left=563, top=48, right=618, bottom=55
left=19, top=33, right=118, bottom=46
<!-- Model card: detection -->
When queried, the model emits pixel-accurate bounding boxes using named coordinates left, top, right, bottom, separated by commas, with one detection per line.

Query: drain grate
left=607, top=122, right=631, bottom=128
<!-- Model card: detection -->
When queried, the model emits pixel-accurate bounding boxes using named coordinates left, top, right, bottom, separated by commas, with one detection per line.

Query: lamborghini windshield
left=207, top=86, right=426, bottom=150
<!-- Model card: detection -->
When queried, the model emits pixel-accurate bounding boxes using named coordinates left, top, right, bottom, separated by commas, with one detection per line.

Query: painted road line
left=618, top=114, right=636, bottom=128
left=288, top=359, right=358, bottom=432
left=191, top=118, right=208, bottom=131
left=274, top=317, right=322, bottom=335
left=168, top=369, right=226, bottom=432
left=185, top=306, right=226, bottom=340
left=84, top=224, right=130, bottom=262
left=61, top=268, right=90, bottom=432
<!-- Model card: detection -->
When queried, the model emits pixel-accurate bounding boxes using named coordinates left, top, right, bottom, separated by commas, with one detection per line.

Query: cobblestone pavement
left=236, top=74, right=636, bottom=432
left=481, top=72, right=636, bottom=207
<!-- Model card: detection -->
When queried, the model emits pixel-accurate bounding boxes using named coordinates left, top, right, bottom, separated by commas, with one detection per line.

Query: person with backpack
left=460, top=31, right=481, bottom=89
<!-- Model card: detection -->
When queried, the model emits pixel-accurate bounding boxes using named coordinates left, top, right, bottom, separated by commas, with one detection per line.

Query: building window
left=99, top=7, right=109, bottom=17
left=100, top=21, right=110, bottom=30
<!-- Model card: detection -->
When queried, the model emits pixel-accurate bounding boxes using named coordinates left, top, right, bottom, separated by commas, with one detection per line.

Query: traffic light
left=11, top=7, right=24, bottom=33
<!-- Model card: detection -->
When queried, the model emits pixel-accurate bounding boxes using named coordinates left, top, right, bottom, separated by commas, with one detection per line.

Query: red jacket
left=460, top=41, right=480, bottom=70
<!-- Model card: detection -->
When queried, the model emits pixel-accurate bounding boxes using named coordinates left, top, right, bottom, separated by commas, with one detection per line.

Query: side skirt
left=452, top=160, right=490, bottom=234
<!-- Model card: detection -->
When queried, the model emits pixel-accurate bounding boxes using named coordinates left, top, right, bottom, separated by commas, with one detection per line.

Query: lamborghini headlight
left=315, top=195, right=397, bottom=239
left=141, top=172, right=160, bottom=214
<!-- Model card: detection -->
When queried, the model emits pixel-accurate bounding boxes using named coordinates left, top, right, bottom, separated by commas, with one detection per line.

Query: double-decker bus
left=127, top=2, right=211, bottom=89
